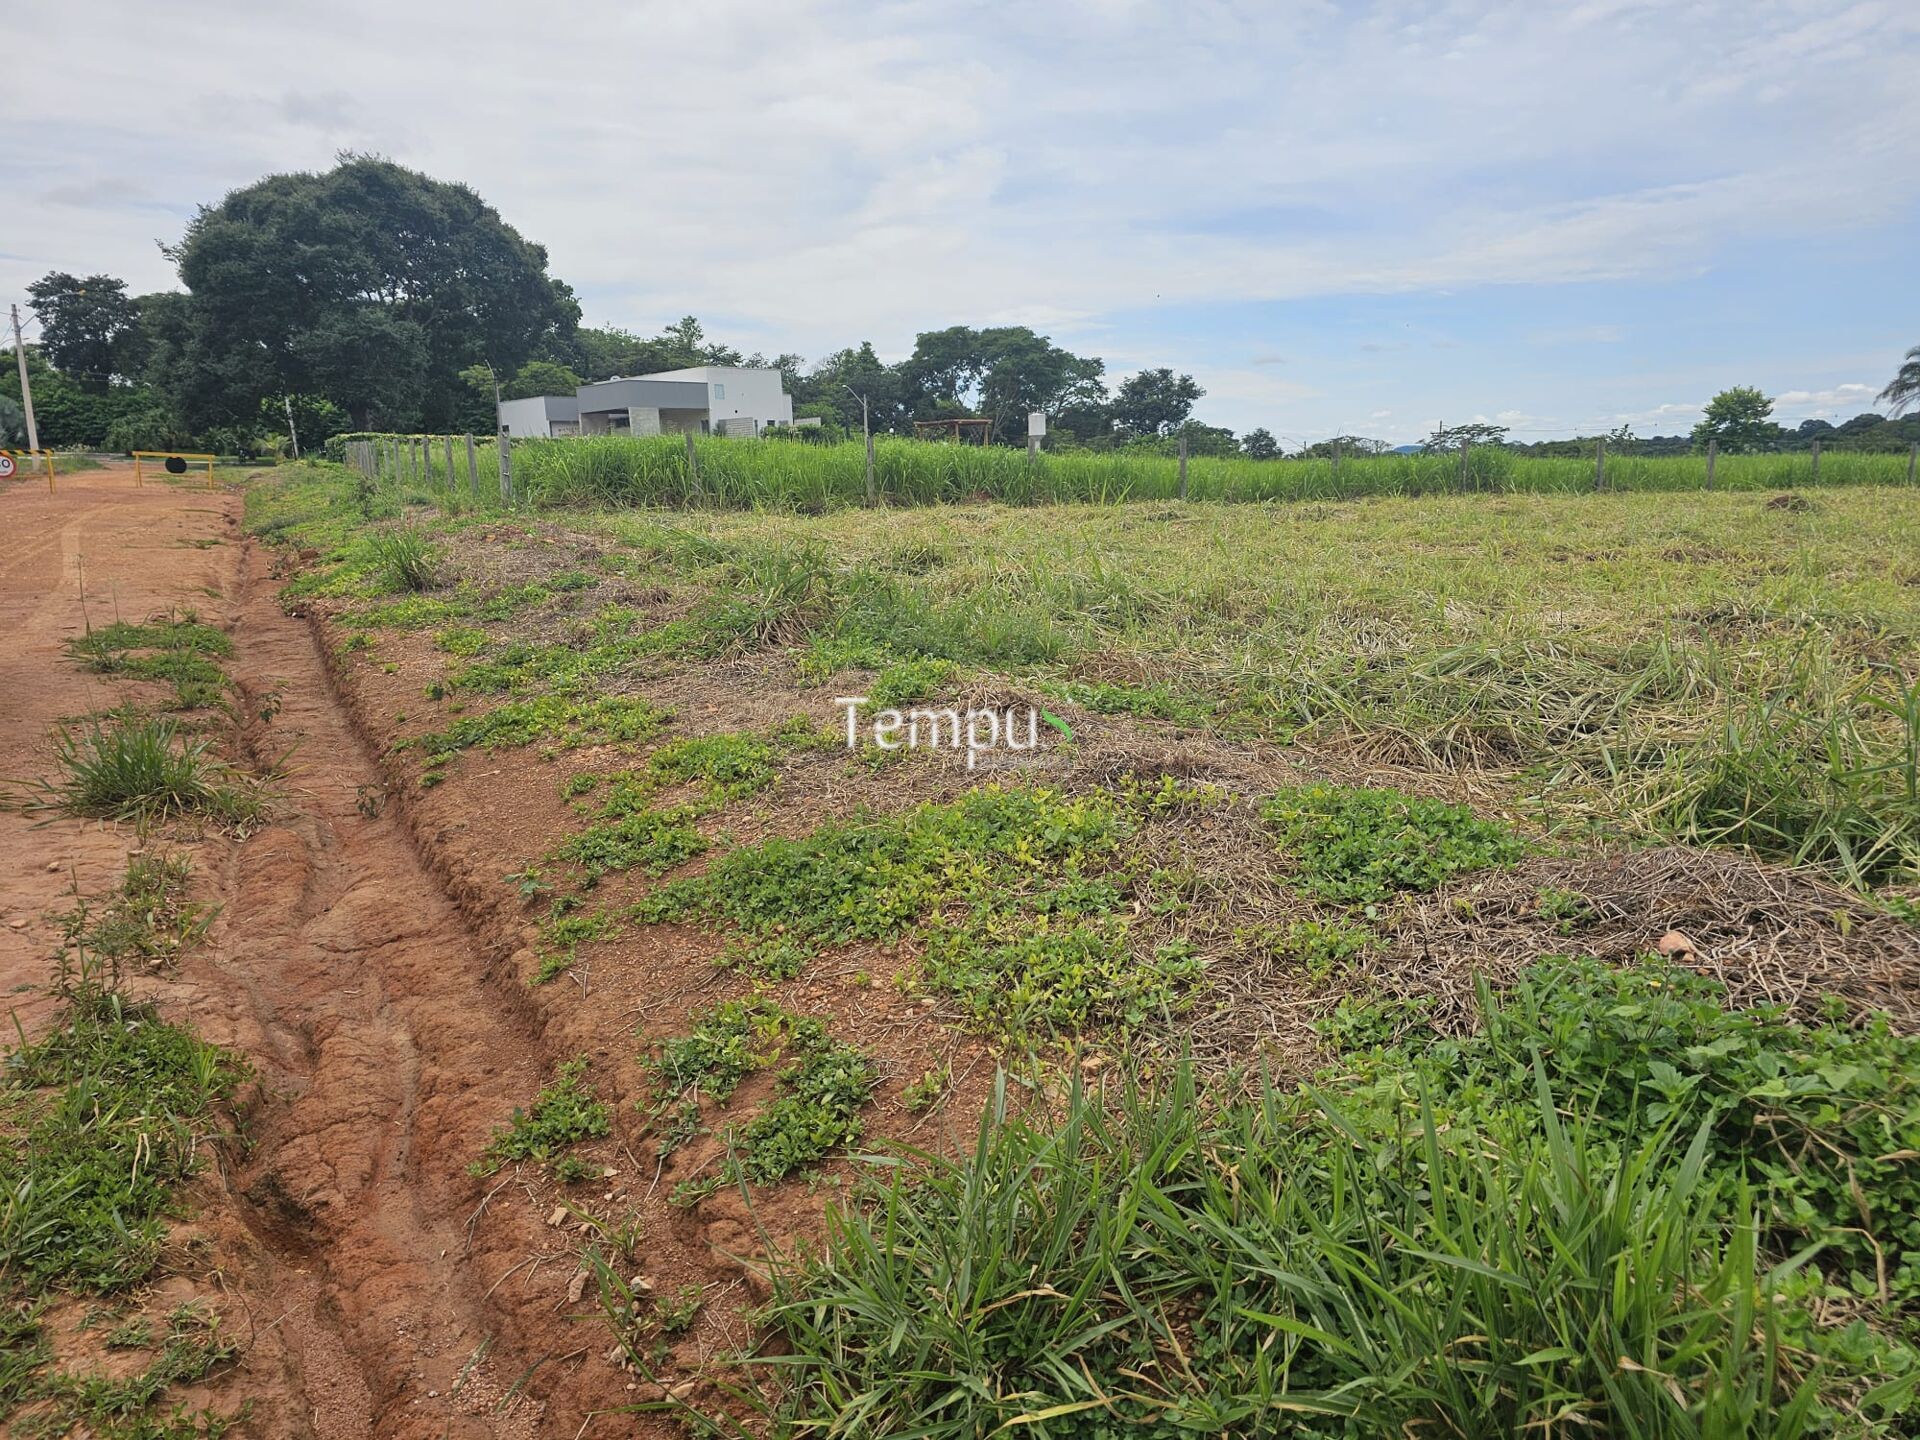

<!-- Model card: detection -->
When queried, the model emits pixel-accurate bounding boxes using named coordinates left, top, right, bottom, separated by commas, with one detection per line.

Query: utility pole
left=856, top=391, right=876, bottom=506
left=11, top=305, right=43, bottom=471
left=282, top=394, right=301, bottom=459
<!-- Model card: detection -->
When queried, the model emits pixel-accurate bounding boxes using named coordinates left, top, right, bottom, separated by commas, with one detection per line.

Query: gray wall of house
left=497, top=394, right=578, bottom=437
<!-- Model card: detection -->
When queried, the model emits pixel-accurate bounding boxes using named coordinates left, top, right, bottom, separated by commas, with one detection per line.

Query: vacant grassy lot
left=249, top=461, right=1920, bottom=1436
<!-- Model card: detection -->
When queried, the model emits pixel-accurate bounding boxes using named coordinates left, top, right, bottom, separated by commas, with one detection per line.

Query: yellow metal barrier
left=1, top=449, right=57, bottom=491
left=132, top=451, right=218, bottom=490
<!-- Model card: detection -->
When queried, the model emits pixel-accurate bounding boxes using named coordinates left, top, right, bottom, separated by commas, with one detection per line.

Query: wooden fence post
left=445, top=435, right=456, bottom=497
left=864, top=429, right=877, bottom=506
left=1331, top=438, right=1341, bottom=481
left=1810, top=438, right=1821, bottom=485
left=466, top=434, right=479, bottom=500
left=498, top=426, right=512, bottom=504
left=684, top=430, right=701, bottom=502
left=1178, top=433, right=1190, bottom=500
left=1594, top=437, right=1606, bottom=493
left=1459, top=442, right=1470, bottom=491
left=1909, top=442, right=1918, bottom=487
left=1705, top=439, right=1717, bottom=490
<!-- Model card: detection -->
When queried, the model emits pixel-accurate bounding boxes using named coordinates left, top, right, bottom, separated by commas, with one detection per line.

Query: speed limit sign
left=0, top=454, right=16, bottom=480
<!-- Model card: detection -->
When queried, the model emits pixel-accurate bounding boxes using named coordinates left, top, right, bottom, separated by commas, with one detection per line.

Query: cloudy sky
left=6, top=0, right=1916, bottom=443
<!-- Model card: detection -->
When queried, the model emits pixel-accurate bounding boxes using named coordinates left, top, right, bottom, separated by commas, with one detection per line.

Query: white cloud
left=3, top=0, right=1915, bottom=434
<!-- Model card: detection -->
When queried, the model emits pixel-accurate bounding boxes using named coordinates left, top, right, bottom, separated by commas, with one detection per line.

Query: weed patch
left=68, top=616, right=233, bottom=711
left=644, top=999, right=875, bottom=1184
left=55, top=854, right=213, bottom=969
left=413, top=695, right=670, bottom=757
left=471, top=1057, right=611, bottom=1176
left=368, top=529, right=440, bottom=591
left=638, top=783, right=1202, bottom=1036
left=1262, top=782, right=1528, bottom=904
left=1, top=958, right=243, bottom=1293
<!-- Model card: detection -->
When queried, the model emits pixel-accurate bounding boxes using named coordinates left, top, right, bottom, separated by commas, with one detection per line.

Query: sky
left=4, top=0, right=1917, bottom=445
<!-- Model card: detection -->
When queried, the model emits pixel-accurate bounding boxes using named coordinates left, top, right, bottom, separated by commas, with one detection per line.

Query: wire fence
left=327, top=430, right=1920, bottom=512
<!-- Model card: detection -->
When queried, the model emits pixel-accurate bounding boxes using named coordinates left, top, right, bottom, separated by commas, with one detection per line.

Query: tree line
left=4, top=154, right=1916, bottom=460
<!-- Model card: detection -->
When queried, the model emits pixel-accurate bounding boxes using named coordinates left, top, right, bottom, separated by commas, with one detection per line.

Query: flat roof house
left=502, top=366, right=794, bottom=440
left=495, top=393, right=580, bottom=438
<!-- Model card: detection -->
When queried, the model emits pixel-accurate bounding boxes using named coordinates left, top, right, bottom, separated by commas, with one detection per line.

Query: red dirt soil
left=0, top=467, right=658, bottom=1436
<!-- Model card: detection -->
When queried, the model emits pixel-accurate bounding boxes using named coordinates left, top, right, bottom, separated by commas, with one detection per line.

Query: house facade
left=495, top=393, right=580, bottom=438
left=503, top=366, right=793, bottom=439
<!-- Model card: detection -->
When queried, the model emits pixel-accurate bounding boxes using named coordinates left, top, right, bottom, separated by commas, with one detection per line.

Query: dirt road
left=1, top=467, right=632, bottom=1436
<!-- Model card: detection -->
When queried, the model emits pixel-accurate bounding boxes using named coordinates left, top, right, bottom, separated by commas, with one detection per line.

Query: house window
left=713, top=383, right=726, bottom=401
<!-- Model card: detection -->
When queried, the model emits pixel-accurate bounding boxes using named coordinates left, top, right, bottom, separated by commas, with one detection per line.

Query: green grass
left=470, top=1056, right=612, bottom=1176
left=15, top=1303, right=240, bottom=1438
left=251, top=462, right=1920, bottom=890
left=663, top=961, right=1920, bottom=1438
left=500, top=433, right=1920, bottom=510
left=67, top=616, right=232, bottom=711
left=32, top=716, right=261, bottom=825
left=366, top=529, right=440, bottom=591
left=0, top=945, right=243, bottom=1295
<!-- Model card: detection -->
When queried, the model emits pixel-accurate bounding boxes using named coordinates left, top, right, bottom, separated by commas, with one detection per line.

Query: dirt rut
left=209, top=540, right=634, bottom=1437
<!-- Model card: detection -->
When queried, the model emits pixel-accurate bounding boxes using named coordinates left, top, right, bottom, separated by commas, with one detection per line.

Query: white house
left=504, top=366, right=793, bottom=439
left=495, top=393, right=579, bottom=438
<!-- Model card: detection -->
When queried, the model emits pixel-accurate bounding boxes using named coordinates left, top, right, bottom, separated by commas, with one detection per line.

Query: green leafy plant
left=470, top=1057, right=611, bottom=1175
left=368, top=528, right=440, bottom=592
left=1261, top=782, right=1527, bottom=904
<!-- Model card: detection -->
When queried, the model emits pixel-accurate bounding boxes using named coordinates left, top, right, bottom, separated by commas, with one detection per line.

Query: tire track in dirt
left=202, top=540, right=636, bottom=1437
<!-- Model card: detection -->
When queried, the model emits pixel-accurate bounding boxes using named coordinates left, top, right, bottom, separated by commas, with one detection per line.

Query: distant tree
left=1162, top=420, right=1238, bottom=457
left=571, top=325, right=662, bottom=380
left=1299, top=434, right=1392, bottom=459
left=1110, top=368, right=1203, bottom=437
left=503, top=360, right=581, bottom=400
left=1880, top=346, right=1920, bottom=416
left=1691, top=386, right=1781, bottom=453
left=25, top=272, right=143, bottom=386
left=169, top=154, right=579, bottom=430
left=655, top=315, right=743, bottom=369
left=1241, top=427, right=1281, bottom=460
left=811, top=341, right=911, bottom=435
left=1422, top=421, right=1509, bottom=452
left=899, top=326, right=1105, bottom=444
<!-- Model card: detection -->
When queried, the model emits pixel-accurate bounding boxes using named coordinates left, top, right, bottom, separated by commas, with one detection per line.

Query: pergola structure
left=912, top=417, right=993, bottom=445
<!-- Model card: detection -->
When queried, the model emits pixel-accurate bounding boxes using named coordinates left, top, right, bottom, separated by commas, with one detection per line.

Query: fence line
left=324, top=432, right=1920, bottom=512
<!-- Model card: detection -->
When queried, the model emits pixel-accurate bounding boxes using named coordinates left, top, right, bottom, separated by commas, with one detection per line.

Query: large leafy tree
left=1880, top=347, right=1920, bottom=416
left=1423, top=421, right=1510, bottom=452
left=809, top=342, right=911, bottom=434
left=169, top=154, right=579, bottom=430
left=1691, top=386, right=1782, bottom=453
left=901, top=326, right=1105, bottom=444
left=1241, top=427, right=1281, bottom=460
left=25, top=273, right=143, bottom=385
left=1110, top=368, right=1202, bottom=438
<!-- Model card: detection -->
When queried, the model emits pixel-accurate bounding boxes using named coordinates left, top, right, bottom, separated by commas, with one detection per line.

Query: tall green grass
left=642, top=963, right=1920, bottom=1437
left=497, top=435, right=1916, bottom=511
